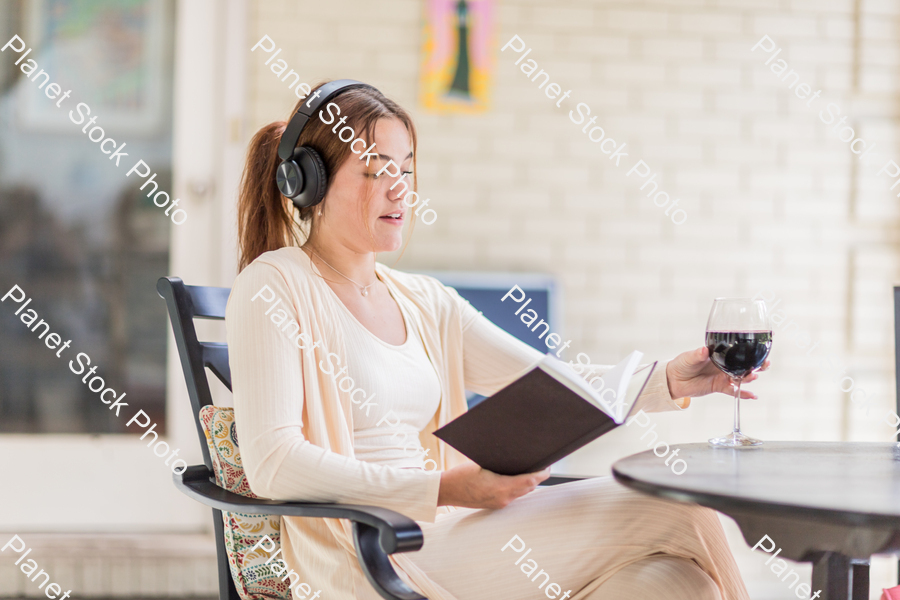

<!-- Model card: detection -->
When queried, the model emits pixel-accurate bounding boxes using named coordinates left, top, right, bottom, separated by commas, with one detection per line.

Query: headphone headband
left=277, top=79, right=373, bottom=161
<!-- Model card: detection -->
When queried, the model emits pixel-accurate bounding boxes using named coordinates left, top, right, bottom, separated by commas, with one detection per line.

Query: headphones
left=276, top=79, right=376, bottom=209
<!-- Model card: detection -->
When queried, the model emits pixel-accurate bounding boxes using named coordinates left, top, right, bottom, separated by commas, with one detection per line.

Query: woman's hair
left=237, top=81, right=418, bottom=271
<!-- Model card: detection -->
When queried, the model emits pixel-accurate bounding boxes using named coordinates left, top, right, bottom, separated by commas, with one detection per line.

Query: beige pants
left=406, top=476, right=749, bottom=600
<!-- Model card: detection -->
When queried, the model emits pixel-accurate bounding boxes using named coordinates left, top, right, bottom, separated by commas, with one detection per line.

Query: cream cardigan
left=226, top=247, right=680, bottom=600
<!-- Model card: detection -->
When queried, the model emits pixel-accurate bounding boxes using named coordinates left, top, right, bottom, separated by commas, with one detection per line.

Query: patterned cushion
left=199, top=405, right=291, bottom=600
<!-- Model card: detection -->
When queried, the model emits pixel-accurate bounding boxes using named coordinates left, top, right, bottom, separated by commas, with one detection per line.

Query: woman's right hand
left=437, top=461, right=550, bottom=509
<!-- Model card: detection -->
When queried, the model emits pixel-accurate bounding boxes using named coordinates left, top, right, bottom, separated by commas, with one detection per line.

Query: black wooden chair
left=157, top=276, right=583, bottom=600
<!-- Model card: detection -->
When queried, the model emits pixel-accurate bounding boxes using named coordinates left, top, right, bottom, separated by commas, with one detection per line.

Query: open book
left=433, top=351, right=656, bottom=476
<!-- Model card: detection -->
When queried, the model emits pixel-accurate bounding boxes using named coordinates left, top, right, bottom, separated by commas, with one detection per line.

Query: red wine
left=705, top=331, right=772, bottom=379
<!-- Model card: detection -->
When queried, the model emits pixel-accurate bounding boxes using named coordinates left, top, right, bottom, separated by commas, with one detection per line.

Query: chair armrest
left=540, top=474, right=592, bottom=486
left=175, top=465, right=427, bottom=600
left=176, top=464, right=423, bottom=553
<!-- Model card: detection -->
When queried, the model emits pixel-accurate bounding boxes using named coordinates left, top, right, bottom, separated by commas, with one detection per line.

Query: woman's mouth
left=379, top=212, right=404, bottom=225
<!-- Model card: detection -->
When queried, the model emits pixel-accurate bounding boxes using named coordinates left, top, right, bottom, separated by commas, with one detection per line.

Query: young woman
left=226, top=81, right=760, bottom=600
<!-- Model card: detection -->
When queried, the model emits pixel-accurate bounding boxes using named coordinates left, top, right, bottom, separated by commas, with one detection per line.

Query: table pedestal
left=808, top=553, right=869, bottom=600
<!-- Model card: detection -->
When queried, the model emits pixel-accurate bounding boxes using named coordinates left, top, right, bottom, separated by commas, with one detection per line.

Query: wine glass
left=705, top=298, right=772, bottom=447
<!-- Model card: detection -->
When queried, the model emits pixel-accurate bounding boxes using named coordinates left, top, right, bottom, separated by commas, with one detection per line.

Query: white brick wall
left=245, top=0, right=900, bottom=434
left=246, top=2, right=899, bottom=594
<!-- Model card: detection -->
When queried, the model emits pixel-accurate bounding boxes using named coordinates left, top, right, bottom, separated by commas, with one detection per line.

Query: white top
left=331, top=278, right=443, bottom=468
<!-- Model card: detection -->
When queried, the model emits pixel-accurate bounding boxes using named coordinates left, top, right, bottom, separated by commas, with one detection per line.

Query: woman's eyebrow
left=373, top=151, right=414, bottom=163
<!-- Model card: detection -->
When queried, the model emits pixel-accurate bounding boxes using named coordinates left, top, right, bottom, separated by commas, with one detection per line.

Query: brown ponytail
left=237, top=81, right=419, bottom=271
left=237, top=121, right=300, bottom=271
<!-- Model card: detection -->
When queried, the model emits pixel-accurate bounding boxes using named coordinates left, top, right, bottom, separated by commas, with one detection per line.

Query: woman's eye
left=366, top=171, right=412, bottom=180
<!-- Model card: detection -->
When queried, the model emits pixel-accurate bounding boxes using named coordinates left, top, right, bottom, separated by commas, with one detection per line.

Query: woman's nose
left=386, top=173, right=411, bottom=202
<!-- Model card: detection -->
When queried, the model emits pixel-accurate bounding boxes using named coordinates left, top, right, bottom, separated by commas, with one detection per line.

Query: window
left=0, top=0, right=174, bottom=434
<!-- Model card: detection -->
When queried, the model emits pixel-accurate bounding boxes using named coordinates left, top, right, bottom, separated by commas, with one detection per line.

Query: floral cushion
left=199, top=405, right=291, bottom=600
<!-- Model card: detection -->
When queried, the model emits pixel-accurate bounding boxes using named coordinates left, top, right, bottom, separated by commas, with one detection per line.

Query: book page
left=621, top=362, right=657, bottom=423
left=538, top=354, right=613, bottom=415
left=538, top=351, right=644, bottom=421
left=595, top=351, right=643, bottom=422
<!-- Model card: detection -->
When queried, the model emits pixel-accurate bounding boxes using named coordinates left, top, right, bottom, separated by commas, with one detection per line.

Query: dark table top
left=612, top=442, right=900, bottom=560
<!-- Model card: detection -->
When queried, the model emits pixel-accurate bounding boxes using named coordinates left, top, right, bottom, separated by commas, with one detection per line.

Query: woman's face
left=319, top=117, right=414, bottom=255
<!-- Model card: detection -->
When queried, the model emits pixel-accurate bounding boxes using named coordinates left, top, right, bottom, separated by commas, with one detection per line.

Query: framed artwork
left=18, top=0, right=166, bottom=135
left=419, top=0, right=494, bottom=114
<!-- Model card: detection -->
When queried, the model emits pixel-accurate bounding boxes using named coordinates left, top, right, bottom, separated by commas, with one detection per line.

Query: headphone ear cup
left=276, top=159, right=304, bottom=199
left=291, top=146, right=328, bottom=209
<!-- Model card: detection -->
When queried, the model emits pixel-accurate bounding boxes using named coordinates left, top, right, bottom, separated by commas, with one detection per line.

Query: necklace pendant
left=361, top=288, right=368, bottom=297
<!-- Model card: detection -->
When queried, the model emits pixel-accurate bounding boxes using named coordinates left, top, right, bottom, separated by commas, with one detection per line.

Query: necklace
left=309, top=249, right=377, bottom=296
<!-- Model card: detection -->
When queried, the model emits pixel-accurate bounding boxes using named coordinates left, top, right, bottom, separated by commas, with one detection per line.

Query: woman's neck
left=302, top=237, right=377, bottom=286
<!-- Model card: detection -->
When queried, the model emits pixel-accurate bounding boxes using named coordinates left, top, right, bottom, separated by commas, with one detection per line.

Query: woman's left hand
left=665, top=346, right=770, bottom=400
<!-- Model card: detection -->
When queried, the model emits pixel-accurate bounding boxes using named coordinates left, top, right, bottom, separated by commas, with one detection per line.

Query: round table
left=612, top=442, right=900, bottom=600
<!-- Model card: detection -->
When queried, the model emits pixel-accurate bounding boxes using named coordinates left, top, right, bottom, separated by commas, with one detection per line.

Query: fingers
left=479, top=469, right=548, bottom=509
left=686, top=346, right=708, bottom=366
left=534, top=468, right=551, bottom=484
left=749, top=360, right=771, bottom=375
left=722, top=380, right=758, bottom=399
left=522, top=468, right=550, bottom=486
left=516, top=468, right=551, bottom=495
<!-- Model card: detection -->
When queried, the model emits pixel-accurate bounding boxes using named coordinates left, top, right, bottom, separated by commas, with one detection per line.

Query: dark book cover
left=433, top=359, right=655, bottom=476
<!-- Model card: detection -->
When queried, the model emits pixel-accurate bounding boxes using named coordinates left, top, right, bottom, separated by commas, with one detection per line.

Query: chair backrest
left=157, top=276, right=232, bottom=470
left=157, top=276, right=246, bottom=600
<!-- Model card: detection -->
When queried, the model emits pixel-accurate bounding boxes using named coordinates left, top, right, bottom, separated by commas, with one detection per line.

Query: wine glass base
left=709, top=432, right=763, bottom=447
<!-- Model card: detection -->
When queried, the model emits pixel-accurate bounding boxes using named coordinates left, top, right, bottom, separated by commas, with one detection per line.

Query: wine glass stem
left=732, top=377, right=743, bottom=434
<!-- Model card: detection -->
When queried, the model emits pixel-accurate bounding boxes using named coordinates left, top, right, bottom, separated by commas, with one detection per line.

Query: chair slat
left=186, top=285, right=231, bottom=320
left=202, top=343, right=232, bottom=391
